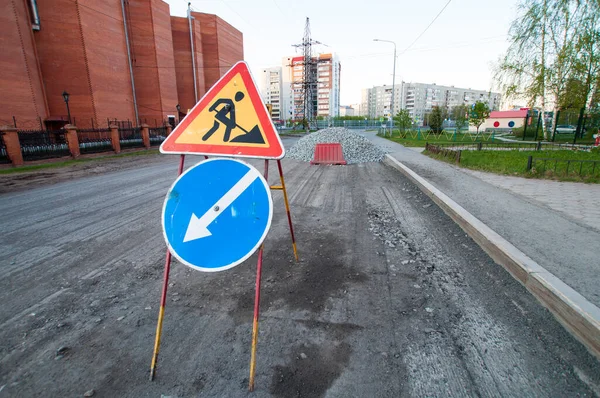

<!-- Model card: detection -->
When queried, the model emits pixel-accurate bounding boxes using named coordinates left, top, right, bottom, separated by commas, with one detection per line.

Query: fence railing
left=433, top=142, right=541, bottom=151
left=149, top=127, right=167, bottom=146
left=527, top=156, right=600, bottom=178
left=0, top=138, right=10, bottom=164
left=77, top=128, right=113, bottom=154
left=17, top=130, right=70, bottom=161
left=433, top=141, right=595, bottom=152
left=425, top=143, right=462, bottom=163
left=119, top=127, right=144, bottom=148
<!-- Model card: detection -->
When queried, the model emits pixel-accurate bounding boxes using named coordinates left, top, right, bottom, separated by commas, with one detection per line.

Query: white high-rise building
left=317, top=53, right=341, bottom=118
left=361, top=82, right=501, bottom=125
left=258, top=67, right=283, bottom=121
left=401, top=82, right=501, bottom=125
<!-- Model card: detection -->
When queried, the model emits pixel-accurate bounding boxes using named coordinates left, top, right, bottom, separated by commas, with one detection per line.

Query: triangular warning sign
left=161, top=61, right=285, bottom=159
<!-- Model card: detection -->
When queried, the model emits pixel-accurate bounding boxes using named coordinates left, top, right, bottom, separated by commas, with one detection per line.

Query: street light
left=373, top=39, right=396, bottom=137
left=62, top=90, right=71, bottom=124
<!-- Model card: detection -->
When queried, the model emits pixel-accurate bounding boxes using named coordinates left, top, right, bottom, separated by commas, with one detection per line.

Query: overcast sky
left=165, top=0, right=520, bottom=105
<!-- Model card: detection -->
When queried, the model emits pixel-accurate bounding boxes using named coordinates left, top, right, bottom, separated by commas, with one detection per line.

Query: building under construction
left=2, top=0, right=243, bottom=129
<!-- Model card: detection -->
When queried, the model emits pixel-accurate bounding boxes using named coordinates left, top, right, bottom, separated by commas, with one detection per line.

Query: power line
left=399, top=0, right=452, bottom=55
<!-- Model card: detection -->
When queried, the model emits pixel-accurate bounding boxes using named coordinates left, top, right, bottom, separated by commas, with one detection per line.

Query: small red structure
left=310, top=143, right=347, bottom=165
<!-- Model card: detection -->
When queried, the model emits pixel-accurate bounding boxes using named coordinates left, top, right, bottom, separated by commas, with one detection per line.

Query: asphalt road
left=0, top=138, right=598, bottom=397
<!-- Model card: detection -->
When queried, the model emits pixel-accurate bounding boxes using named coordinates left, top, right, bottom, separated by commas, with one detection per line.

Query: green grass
left=0, top=149, right=159, bottom=175
left=384, top=131, right=497, bottom=147
left=426, top=149, right=600, bottom=183
left=549, top=134, right=595, bottom=145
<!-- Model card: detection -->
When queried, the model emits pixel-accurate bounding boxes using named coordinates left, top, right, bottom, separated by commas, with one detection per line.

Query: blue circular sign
left=162, top=158, right=273, bottom=272
left=508, top=121, right=515, bottom=128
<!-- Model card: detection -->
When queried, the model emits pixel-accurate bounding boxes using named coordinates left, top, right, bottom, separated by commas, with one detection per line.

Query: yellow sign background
left=175, top=73, right=269, bottom=148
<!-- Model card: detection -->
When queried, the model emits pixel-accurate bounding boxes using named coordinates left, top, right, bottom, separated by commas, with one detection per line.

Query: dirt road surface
left=0, top=140, right=598, bottom=397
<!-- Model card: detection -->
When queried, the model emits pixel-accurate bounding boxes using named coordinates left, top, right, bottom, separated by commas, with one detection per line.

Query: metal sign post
left=150, top=61, right=299, bottom=391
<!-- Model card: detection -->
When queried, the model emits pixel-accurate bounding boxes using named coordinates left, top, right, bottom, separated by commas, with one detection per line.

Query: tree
left=393, top=109, right=412, bottom=132
left=496, top=0, right=599, bottom=140
left=426, top=106, right=447, bottom=134
left=451, top=105, right=469, bottom=131
left=469, top=101, right=491, bottom=134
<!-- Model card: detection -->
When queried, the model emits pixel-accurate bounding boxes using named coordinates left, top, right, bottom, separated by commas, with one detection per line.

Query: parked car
left=555, top=125, right=577, bottom=134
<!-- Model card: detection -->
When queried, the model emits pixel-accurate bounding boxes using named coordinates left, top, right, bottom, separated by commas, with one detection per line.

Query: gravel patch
left=286, top=128, right=386, bottom=164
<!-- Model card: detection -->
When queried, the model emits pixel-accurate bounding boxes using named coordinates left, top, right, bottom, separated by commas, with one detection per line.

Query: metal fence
left=118, top=127, right=144, bottom=148
left=77, top=128, right=113, bottom=154
left=149, top=127, right=167, bottom=146
left=433, top=142, right=541, bottom=151
left=0, top=138, right=10, bottom=164
left=432, top=141, right=595, bottom=152
left=17, top=129, right=70, bottom=161
left=527, top=157, right=600, bottom=178
left=425, top=143, right=462, bottom=163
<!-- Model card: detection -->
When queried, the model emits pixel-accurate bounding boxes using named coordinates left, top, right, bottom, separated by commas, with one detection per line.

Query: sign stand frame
left=149, top=155, right=299, bottom=391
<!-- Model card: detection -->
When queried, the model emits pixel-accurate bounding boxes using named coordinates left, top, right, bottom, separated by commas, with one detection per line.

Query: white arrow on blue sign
left=162, top=158, right=273, bottom=272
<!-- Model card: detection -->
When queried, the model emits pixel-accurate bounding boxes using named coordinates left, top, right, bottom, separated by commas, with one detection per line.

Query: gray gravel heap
left=286, top=127, right=386, bottom=164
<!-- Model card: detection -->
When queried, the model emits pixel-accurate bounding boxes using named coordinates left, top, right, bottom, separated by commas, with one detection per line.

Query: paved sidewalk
left=463, top=169, right=600, bottom=231
left=365, top=132, right=600, bottom=308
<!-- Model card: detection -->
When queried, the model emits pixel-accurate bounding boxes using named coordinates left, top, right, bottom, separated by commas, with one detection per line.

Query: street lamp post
left=62, top=91, right=71, bottom=124
left=373, top=39, right=396, bottom=137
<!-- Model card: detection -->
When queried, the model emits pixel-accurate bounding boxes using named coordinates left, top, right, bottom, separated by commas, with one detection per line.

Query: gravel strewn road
left=366, top=131, right=600, bottom=308
left=0, top=140, right=598, bottom=396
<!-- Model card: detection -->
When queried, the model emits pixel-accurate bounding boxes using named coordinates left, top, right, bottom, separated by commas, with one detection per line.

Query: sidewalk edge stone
left=383, top=154, right=600, bottom=359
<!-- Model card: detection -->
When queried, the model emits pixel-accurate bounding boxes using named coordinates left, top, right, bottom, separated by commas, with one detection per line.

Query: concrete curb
left=384, top=154, right=600, bottom=359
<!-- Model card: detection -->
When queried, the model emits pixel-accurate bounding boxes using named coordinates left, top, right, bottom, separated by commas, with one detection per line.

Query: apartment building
left=361, top=85, right=402, bottom=119
left=401, top=82, right=501, bottom=124
left=339, top=106, right=355, bottom=117
left=280, top=53, right=341, bottom=121
left=316, top=53, right=341, bottom=118
left=360, top=82, right=501, bottom=124
left=259, top=67, right=283, bottom=121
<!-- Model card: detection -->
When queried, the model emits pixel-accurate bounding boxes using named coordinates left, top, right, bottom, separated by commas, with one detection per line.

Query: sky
left=165, top=0, right=521, bottom=106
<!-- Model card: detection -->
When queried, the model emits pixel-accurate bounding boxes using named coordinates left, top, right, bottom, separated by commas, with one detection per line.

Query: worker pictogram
left=160, top=61, right=285, bottom=159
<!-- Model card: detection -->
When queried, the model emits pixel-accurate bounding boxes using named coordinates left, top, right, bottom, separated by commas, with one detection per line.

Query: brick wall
left=35, top=0, right=135, bottom=128
left=128, top=0, right=178, bottom=125
left=79, top=0, right=135, bottom=126
left=170, top=16, right=205, bottom=113
left=216, top=16, right=244, bottom=79
left=194, top=13, right=243, bottom=91
left=1, top=0, right=48, bottom=126
left=1, top=1, right=243, bottom=129
left=151, top=0, right=178, bottom=122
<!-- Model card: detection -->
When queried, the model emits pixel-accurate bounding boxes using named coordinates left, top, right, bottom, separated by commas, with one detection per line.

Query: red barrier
left=310, top=143, right=347, bottom=165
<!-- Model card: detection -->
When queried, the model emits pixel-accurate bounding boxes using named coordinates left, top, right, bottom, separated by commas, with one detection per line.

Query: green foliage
left=425, top=106, right=447, bottom=134
left=451, top=105, right=469, bottom=131
left=393, top=109, right=413, bottom=132
left=427, top=149, right=600, bottom=183
left=496, top=0, right=600, bottom=138
left=469, top=101, right=491, bottom=133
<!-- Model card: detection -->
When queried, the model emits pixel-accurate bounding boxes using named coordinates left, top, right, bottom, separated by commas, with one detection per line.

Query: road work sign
left=161, top=158, right=273, bottom=272
left=160, top=61, right=285, bottom=159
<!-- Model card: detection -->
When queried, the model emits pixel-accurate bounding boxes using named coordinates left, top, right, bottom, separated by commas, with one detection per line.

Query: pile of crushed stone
left=286, top=128, right=386, bottom=164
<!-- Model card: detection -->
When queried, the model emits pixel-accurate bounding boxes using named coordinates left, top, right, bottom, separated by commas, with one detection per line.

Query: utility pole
left=292, top=18, right=322, bottom=132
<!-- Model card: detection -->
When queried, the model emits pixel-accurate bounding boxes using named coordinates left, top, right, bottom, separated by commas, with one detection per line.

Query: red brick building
left=1, top=0, right=243, bottom=129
